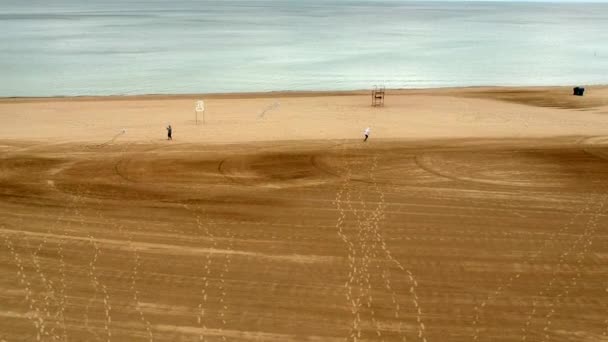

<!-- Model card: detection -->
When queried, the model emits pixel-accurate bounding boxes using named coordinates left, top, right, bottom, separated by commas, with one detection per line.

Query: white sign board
left=195, top=100, right=205, bottom=112
left=195, top=100, right=205, bottom=125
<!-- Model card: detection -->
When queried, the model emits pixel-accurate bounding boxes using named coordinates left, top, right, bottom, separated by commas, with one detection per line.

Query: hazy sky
left=407, top=0, right=608, bottom=1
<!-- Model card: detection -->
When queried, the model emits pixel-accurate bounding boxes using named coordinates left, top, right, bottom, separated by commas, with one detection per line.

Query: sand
left=2, top=86, right=608, bottom=144
left=1, top=87, right=608, bottom=341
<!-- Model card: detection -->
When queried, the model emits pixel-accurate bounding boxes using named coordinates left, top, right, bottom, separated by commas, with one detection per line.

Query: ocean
left=1, top=0, right=608, bottom=97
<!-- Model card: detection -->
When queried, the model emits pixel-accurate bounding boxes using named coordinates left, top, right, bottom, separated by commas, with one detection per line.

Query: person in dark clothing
left=166, top=125, right=172, bottom=140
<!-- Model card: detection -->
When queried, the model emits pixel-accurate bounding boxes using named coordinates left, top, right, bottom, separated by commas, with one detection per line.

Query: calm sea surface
left=1, top=0, right=608, bottom=96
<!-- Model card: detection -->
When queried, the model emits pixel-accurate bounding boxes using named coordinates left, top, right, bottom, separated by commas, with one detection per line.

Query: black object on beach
left=573, top=87, right=585, bottom=96
left=167, top=125, right=172, bottom=140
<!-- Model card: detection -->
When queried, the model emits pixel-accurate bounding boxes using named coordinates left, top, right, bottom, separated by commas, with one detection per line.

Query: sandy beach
left=1, top=86, right=608, bottom=144
left=1, top=86, right=608, bottom=341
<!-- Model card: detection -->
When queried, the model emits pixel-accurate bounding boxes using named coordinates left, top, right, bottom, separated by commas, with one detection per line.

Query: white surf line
left=519, top=197, right=600, bottom=342
left=538, top=195, right=607, bottom=342
left=471, top=196, right=594, bottom=342
left=2, top=231, right=47, bottom=341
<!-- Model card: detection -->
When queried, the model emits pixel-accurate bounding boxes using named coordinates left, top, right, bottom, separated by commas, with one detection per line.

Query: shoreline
left=1, top=84, right=606, bottom=103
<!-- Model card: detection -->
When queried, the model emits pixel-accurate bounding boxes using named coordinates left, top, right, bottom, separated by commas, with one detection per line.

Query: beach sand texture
left=1, top=87, right=608, bottom=341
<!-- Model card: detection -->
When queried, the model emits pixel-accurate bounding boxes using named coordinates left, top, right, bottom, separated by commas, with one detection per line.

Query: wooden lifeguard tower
left=371, top=85, right=385, bottom=107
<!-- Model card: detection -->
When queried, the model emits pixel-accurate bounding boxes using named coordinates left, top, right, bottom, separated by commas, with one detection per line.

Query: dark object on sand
left=167, top=125, right=172, bottom=140
left=573, top=87, right=585, bottom=96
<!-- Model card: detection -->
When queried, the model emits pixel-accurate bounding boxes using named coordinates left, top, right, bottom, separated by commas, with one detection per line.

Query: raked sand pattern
left=2, top=136, right=608, bottom=341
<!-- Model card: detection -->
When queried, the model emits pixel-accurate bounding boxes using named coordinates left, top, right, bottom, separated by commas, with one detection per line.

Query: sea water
left=1, top=0, right=608, bottom=97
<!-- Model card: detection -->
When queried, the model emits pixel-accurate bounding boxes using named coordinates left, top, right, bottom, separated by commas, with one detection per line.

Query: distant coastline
left=1, top=85, right=606, bottom=102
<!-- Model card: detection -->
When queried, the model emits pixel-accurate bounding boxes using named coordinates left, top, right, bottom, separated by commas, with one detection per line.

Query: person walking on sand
left=363, top=127, right=370, bottom=142
left=166, top=124, right=172, bottom=140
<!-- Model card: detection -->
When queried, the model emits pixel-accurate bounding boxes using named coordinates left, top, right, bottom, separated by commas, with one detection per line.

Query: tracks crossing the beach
left=1, top=138, right=608, bottom=341
left=333, top=142, right=427, bottom=342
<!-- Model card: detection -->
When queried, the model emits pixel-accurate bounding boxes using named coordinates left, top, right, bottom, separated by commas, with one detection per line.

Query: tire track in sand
left=98, top=203, right=153, bottom=342
left=468, top=139, right=605, bottom=341
left=181, top=203, right=218, bottom=342
left=348, top=153, right=394, bottom=341
left=333, top=153, right=359, bottom=340
left=22, top=235, right=61, bottom=341
left=470, top=196, right=594, bottom=342
left=185, top=207, right=235, bottom=342
left=2, top=231, right=48, bottom=341
left=217, top=228, right=235, bottom=342
left=1, top=202, right=69, bottom=341
left=112, top=141, right=154, bottom=342
left=356, top=159, right=384, bottom=341
left=366, top=150, right=427, bottom=342
left=182, top=160, right=234, bottom=341
left=368, top=152, right=428, bottom=342
left=536, top=194, right=607, bottom=342
left=519, top=195, right=604, bottom=342
left=343, top=165, right=372, bottom=341
left=333, top=142, right=427, bottom=341
left=604, top=283, right=608, bottom=338
left=78, top=192, right=111, bottom=341
left=30, top=187, right=79, bottom=342
left=66, top=170, right=114, bottom=342
left=337, top=142, right=377, bottom=340
left=14, top=198, right=73, bottom=341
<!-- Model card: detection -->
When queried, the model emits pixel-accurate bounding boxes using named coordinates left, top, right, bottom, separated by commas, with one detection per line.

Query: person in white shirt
left=363, top=127, right=370, bottom=142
